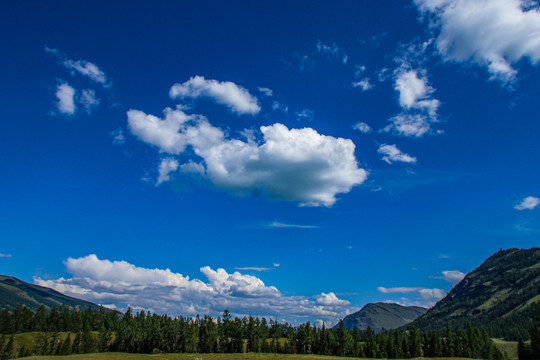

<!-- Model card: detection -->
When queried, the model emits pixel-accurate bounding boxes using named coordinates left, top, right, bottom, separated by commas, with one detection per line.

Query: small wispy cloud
left=377, top=286, right=424, bottom=294
left=430, top=270, right=466, bottom=283
left=0, top=254, right=12, bottom=258
left=257, top=87, right=273, bottom=97
left=272, top=101, right=288, bottom=113
left=235, top=266, right=273, bottom=272
left=442, top=270, right=466, bottom=283
left=110, top=128, right=126, bottom=145
left=235, top=263, right=280, bottom=272
left=45, top=47, right=110, bottom=87
left=514, top=196, right=540, bottom=210
left=378, top=144, right=417, bottom=164
left=378, top=286, right=446, bottom=307
left=268, top=221, right=318, bottom=229
left=55, top=82, right=76, bottom=115
left=295, top=109, right=314, bottom=121
left=353, top=122, right=372, bottom=133
left=316, top=40, right=348, bottom=64
left=352, top=79, right=374, bottom=92
left=240, top=221, right=319, bottom=230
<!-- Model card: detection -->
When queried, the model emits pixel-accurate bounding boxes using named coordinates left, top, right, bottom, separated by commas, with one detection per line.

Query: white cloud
left=377, top=286, right=424, bottom=294
left=352, top=122, right=372, bottom=133
left=156, top=157, right=179, bottom=185
left=316, top=40, right=348, bottom=64
left=267, top=221, right=318, bottom=229
left=418, top=288, right=446, bottom=306
left=169, top=76, right=260, bottom=115
left=441, top=270, right=466, bottom=283
left=315, top=292, right=351, bottom=306
left=234, top=266, right=275, bottom=272
left=34, top=254, right=354, bottom=323
left=110, top=128, right=126, bottom=145
left=352, top=78, right=374, bottom=92
left=272, top=101, right=289, bottom=113
left=79, top=89, right=100, bottom=113
left=64, top=59, right=108, bottom=85
left=0, top=254, right=12, bottom=258
left=382, top=113, right=433, bottom=137
left=378, top=286, right=446, bottom=307
left=383, top=68, right=441, bottom=137
left=394, top=70, right=439, bottom=119
left=46, top=47, right=109, bottom=86
left=127, top=107, right=202, bottom=154
left=128, top=108, right=368, bottom=206
left=355, top=65, right=367, bottom=77
left=55, top=82, right=76, bottom=115
left=515, top=196, right=540, bottom=210
left=378, top=144, right=417, bottom=164
left=414, top=0, right=540, bottom=85
left=295, top=109, right=314, bottom=121
left=377, top=68, right=390, bottom=82
left=257, top=87, right=273, bottom=97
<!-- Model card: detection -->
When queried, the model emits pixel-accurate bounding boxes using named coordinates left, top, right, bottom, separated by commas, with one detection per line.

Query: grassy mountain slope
left=0, top=275, right=108, bottom=312
left=407, top=247, right=540, bottom=340
left=339, top=302, right=427, bottom=332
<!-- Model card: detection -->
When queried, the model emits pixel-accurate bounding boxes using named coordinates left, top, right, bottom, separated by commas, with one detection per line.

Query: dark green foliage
left=0, top=335, right=14, bottom=360
left=519, top=306, right=540, bottom=360
left=408, top=248, right=540, bottom=340
left=0, top=303, right=510, bottom=359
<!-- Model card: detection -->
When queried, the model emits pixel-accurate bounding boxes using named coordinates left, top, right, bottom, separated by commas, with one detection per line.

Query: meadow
left=20, top=353, right=479, bottom=360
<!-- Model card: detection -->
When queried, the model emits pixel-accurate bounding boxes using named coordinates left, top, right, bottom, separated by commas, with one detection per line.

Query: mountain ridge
left=406, top=247, right=540, bottom=340
left=338, top=302, right=427, bottom=332
left=0, top=275, right=112, bottom=312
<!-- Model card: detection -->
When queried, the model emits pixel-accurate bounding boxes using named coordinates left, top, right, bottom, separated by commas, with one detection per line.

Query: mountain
left=407, top=247, right=540, bottom=340
left=338, top=302, right=427, bottom=332
left=0, top=275, right=111, bottom=312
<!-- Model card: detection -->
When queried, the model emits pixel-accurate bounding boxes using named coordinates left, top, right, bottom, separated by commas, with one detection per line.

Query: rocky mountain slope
left=407, top=247, right=540, bottom=340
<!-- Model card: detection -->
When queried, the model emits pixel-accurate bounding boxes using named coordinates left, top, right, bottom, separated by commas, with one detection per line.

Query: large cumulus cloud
left=128, top=107, right=368, bottom=207
left=414, top=0, right=540, bottom=84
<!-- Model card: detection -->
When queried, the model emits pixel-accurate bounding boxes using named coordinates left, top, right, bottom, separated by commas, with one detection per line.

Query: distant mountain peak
left=338, top=301, right=427, bottom=332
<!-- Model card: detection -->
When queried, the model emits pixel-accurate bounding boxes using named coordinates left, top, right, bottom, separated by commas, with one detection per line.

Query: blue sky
left=1, top=0, right=540, bottom=325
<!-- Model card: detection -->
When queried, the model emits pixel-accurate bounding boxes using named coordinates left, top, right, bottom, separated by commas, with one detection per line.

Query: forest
left=0, top=305, right=513, bottom=359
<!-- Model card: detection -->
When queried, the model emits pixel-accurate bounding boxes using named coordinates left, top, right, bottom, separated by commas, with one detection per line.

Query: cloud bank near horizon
left=35, top=254, right=353, bottom=325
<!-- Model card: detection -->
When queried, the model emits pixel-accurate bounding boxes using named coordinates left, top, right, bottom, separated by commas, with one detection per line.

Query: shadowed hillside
left=0, top=275, right=110, bottom=312
left=406, top=248, right=540, bottom=340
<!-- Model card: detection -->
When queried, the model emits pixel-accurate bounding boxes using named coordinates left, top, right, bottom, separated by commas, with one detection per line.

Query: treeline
left=0, top=305, right=503, bottom=359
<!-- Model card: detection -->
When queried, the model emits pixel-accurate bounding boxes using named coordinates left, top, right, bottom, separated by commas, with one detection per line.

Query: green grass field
left=492, top=338, right=518, bottom=360
left=19, top=353, right=478, bottom=360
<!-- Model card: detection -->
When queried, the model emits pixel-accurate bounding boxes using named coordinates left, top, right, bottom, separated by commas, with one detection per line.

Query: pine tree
left=531, top=307, right=540, bottom=360
left=98, top=329, right=112, bottom=352
left=72, top=332, right=82, bottom=354
left=1, top=335, right=14, bottom=360
left=59, top=334, right=73, bottom=355
left=408, top=325, right=422, bottom=358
